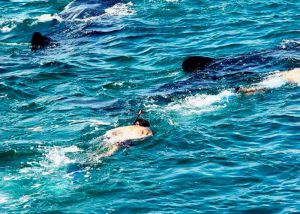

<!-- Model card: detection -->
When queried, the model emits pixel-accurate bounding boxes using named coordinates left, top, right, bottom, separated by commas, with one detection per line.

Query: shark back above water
left=60, top=0, right=123, bottom=20
left=31, top=0, right=124, bottom=50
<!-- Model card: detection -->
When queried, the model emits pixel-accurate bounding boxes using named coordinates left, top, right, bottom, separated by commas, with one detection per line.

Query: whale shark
left=31, top=0, right=124, bottom=50
left=60, top=0, right=123, bottom=20
left=152, top=41, right=300, bottom=103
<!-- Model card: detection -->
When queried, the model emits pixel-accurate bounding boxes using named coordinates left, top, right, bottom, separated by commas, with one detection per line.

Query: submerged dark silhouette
left=31, top=32, right=51, bottom=51
left=182, top=56, right=215, bottom=72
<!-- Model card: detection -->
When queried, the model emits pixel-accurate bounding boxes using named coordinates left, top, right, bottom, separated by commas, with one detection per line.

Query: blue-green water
left=1, top=0, right=300, bottom=212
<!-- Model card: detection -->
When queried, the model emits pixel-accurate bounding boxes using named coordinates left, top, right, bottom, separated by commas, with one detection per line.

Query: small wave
left=0, top=94, right=8, bottom=99
left=80, top=2, right=135, bottom=22
left=0, top=25, right=16, bottom=33
left=1, top=14, right=61, bottom=31
left=28, top=126, right=44, bottom=132
left=38, top=61, right=76, bottom=69
left=0, top=82, right=34, bottom=99
left=69, top=119, right=110, bottom=127
left=0, top=193, right=9, bottom=204
left=19, top=195, right=30, bottom=203
left=31, top=183, right=42, bottom=188
left=0, top=42, right=29, bottom=47
left=102, top=81, right=135, bottom=90
left=165, top=90, right=234, bottom=115
left=0, top=16, right=27, bottom=33
left=36, top=14, right=62, bottom=23
left=104, top=2, right=135, bottom=16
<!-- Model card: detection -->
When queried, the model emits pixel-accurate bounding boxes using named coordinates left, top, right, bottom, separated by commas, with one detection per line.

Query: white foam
left=19, top=167, right=31, bottom=174
left=113, top=82, right=124, bottom=86
left=166, top=90, right=234, bottom=115
left=69, top=119, right=110, bottom=127
left=104, top=2, right=135, bottom=16
left=0, top=25, right=15, bottom=33
left=62, top=2, right=135, bottom=22
left=90, top=119, right=111, bottom=127
left=0, top=42, right=29, bottom=46
left=257, top=74, right=288, bottom=89
left=28, top=126, right=43, bottom=132
left=31, top=183, right=42, bottom=188
left=19, top=145, right=81, bottom=176
left=19, top=195, right=30, bottom=203
left=3, top=176, right=13, bottom=181
left=44, top=146, right=81, bottom=167
left=36, top=14, right=62, bottom=23
left=0, top=193, right=8, bottom=204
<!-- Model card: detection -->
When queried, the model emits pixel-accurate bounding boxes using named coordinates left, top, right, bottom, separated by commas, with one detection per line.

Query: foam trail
left=166, top=90, right=234, bottom=115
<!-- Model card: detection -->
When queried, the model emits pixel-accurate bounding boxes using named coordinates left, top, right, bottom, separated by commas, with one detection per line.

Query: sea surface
left=1, top=0, right=300, bottom=213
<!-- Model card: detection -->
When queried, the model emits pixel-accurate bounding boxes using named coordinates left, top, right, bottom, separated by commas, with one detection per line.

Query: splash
left=19, top=145, right=81, bottom=176
left=43, top=146, right=81, bottom=168
left=166, top=90, right=234, bottom=115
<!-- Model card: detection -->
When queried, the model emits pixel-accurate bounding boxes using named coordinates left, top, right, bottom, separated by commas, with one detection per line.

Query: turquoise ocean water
left=1, top=0, right=300, bottom=212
